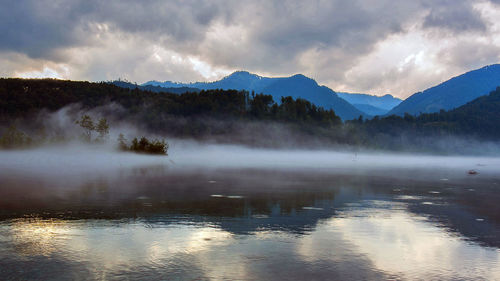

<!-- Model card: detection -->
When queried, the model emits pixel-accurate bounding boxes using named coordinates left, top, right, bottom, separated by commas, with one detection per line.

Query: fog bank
left=171, top=142, right=500, bottom=173
left=6, top=103, right=500, bottom=155
left=1, top=142, right=500, bottom=182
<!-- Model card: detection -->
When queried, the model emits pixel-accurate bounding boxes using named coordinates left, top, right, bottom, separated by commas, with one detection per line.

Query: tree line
left=0, top=78, right=341, bottom=128
left=1, top=78, right=499, bottom=152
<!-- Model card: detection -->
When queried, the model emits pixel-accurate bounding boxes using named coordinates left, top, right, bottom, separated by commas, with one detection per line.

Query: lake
left=0, top=145, right=499, bottom=280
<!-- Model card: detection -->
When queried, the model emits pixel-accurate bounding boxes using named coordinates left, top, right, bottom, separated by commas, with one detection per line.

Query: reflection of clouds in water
left=297, top=202, right=500, bottom=280
left=1, top=220, right=247, bottom=280
left=0, top=218, right=382, bottom=280
left=144, top=226, right=247, bottom=279
left=2, top=206, right=499, bottom=280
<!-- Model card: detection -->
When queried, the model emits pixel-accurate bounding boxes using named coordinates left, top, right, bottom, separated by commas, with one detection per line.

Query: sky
left=2, top=0, right=500, bottom=99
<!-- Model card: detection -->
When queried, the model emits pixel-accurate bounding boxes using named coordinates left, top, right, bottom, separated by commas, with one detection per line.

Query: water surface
left=0, top=147, right=499, bottom=280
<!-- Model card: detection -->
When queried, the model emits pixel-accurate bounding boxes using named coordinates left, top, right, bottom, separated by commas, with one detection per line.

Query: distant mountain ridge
left=351, top=104, right=389, bottom=116
left=336, top=92, right=402, bottom=116
left=144, top=71, right=369, bottom=120
left=144, top=71, right=274, bottom=91
left=336, top=93, right=401, bottom=110
left=388, top=64, right=500, bottom=116
left=111, top=80, right=200, bottom=94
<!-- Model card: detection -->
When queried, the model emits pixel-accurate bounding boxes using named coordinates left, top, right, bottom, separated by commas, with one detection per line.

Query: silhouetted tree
left=0, top=125, right=32, bottom=148
left=76, top=115, right=94, bottom=142
left=117, top=133, right=128, bottom=150
left=95, top=118, right=110, bottom=142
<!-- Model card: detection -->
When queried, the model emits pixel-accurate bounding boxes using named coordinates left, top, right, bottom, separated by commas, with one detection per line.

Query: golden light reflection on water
left=8, top=219, right=74, bottom=257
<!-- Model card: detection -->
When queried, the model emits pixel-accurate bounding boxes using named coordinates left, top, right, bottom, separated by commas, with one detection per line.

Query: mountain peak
left=225, top=71, right=260, bottom=80
left=230, top=70, right=252, bottom=75
left=290, top=74, right=307, bottom=79
left=381, top=94, right=396, bottom=98
left=287, top=74, right=318, bottom=87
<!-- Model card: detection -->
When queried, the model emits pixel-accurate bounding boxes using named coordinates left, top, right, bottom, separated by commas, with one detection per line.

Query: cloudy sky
left=2, top=0, right=500, bottom=98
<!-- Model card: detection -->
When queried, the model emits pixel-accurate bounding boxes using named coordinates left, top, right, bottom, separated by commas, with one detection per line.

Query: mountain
left=111, top=80, right=199, bottom=94
left=143, top=71, right=366, bottom=120
left=336, top=92, right=401, bottom=116
left=388, top=64, right=500, bottom=116
left=144, top=71, right=275, bottom=92
left=351, top=104, right=389, bottom=116
left=361, top=86, right=500, bottom=140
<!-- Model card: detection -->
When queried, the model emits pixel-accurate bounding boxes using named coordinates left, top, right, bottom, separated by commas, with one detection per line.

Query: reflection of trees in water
left=1, top=168, right=500, bottom=246
left=133, top=190, right=338, bottom=217
left=0, top=170, right=346, bottom=234
left=75, top=178, right=110, bottom=202
left=402, top=181, right=500, bottom=248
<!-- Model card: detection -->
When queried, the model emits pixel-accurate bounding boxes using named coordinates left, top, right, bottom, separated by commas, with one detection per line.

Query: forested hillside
left=0, top=78, right=341, bottom=136
left=352, top=87, right=500, bottom=144
left=1, top=78, right=500, bottom=152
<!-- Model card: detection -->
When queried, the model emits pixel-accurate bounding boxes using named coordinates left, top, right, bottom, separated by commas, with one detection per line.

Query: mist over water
left=1, top=143, right=500, bottom=280
left=3, top=141, right=500, bottom=176
left=171, top=142, right=500, bottom=174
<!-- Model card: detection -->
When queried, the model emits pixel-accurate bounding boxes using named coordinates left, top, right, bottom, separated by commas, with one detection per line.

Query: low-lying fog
left=1, top=141, right=500, bottom=181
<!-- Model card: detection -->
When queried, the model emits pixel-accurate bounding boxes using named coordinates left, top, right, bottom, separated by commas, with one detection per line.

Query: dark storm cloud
left=422, top=0, right=486, bottom=32
left=187, top=0, right=423, bottom=73
left=0, top=0, right=89, bottom=59
left=89, top=0, right=226, bottom=41
left=1, top=0, right=500, bottom=97
left=0, top=0, right=231, bottom=59
left=2, top=0, right=489, bottom=62
left=252, top=1, right=407, bottom=50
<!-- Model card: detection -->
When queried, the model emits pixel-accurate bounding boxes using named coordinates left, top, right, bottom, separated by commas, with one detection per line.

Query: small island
left=0, top=114, right=169, bottom=156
